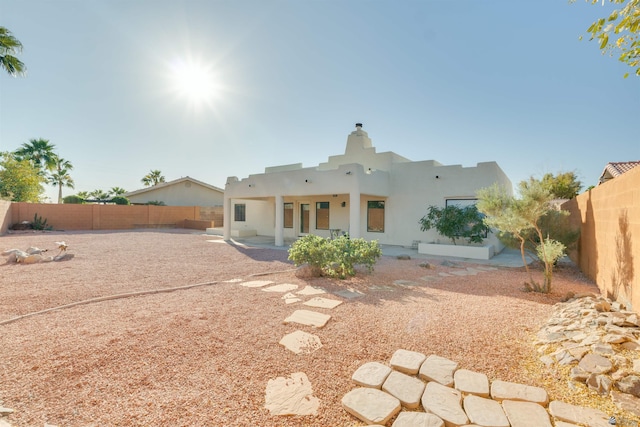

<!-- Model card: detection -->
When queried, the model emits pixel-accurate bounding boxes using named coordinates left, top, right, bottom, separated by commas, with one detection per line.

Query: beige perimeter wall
left=4, top=203, right=223, bottom=231
left=0, top=200, right=12, bottom=235
left=563, top=165, right=640, bottom=311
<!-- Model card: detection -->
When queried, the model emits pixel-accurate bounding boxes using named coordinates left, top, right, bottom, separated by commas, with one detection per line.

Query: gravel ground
left=0, top=230, right=606, bottom=426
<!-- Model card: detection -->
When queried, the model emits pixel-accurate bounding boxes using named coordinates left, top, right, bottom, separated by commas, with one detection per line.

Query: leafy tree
left=63, top=195, right=85, bottom=204
left=14, top=139, right=57, bottom=174
left=49, top=156, right=74, bottom=204
left=578, top=0, right=640, bottom=77
left=0, top=27, right=26, bottom=77
left=110, top=196, right=130, bottom=205
left=419, top=204, right=490, bottom=245
left=0, top=151, right=45, bottom=202
left=110, top=186, right=127, bottom=196
left=477, top=180, right=569, bottom=293
left=540, top=171, right=583, bottom=199
left=141, top=170, right=165, bottom=187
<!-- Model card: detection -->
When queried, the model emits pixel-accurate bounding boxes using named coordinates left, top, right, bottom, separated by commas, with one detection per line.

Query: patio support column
left=223, top=196, right=231, bottom=241
left=349, top=184, right=361, bottom=239
left=275, top=195, right=284, bottom=246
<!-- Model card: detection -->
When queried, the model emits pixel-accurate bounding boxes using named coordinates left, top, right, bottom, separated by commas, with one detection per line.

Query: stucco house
left=126, top=176, right=224, bottom=206
left=223, top=124, right=512, bottom=253
left=598, top=161, right=640, bottom=185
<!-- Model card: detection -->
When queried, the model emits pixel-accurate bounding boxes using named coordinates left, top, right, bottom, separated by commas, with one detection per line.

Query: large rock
left=463, top=395, right=509, bottom=427
left=419, top=355, right=458, bottom=386
left=502, top=400, right=552, bottom=427
left=616, top=374, right=640, bottom=397
left=341, top=387, right=401, bottom=425
left=382, top=370, right=425, bottom=409
left=454, top=369, right=489, bottom=397
left=548, top=400, right=610, bottom=427
left=578, top=353, right=612, bottom=375
left=391, top=412, right=444, bottom=427
left=421, top=381, right=469, bottom=426
left=390, top=349, right=426, bottom=375
left=352, top=362, right=392, bottom=389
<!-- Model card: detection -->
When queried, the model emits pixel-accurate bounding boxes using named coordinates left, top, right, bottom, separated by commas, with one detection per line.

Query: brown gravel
left=0, top=230, right=608, bottom=426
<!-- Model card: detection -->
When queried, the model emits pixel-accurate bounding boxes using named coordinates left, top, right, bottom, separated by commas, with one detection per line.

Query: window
left=234, top=204, right=246, bottom=222
left=284, top=203, right=293, bottom=228
left=367, top=201, right=385, bottom=232
left=316, top=202, right=329, bottom=230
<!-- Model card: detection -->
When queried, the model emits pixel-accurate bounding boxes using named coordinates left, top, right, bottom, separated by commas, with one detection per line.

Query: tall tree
left=141, top=170, right=165, bottom=187
left=0, top=27, right=26, bottom=77
left=89, top=189, right=111, bottom=204
left=49, top=156, right=75, bottom=204
left=13, top=139, right=57, bottom=174
left=579, top=0, right=640, bottom=77
left=540, top=171, right=583, bottom=199
left=0, top=152, right=44, bottom=202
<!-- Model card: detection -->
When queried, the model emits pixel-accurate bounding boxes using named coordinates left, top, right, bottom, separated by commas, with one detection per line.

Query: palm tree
left=49, top=156, right=74, bottom=203
left=89, top=189, right=111, bottom=204
left=14, top=139, right=57, bottom=174
left=110, top=186, right=127, bottom=196
left=142, top=170, right=165, bottom=187
left=0, top=27, right=26, bottom=77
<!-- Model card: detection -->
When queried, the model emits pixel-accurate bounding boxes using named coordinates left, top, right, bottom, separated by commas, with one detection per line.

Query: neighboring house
left=223, top=124, right=513, bottom=249
left=598, top=161, right=640, bottom=185
left=125, top=176, right=224, bottom=206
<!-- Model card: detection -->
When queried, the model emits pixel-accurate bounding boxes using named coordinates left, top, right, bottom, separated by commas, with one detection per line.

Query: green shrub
left=419, top=204, right=489, bottom=245
left=146, top=200, right=166, bottom=206
left=288, top=234, right=381, bottom=279
left=63, top=195, right=85, bottom=204
left=31, top=213, right=52, bottom=230
left=110, top=196, right=130, bottom=205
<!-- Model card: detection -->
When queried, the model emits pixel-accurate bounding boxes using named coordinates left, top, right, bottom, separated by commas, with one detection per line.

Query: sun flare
left=168, top=59, right=220, bottom=104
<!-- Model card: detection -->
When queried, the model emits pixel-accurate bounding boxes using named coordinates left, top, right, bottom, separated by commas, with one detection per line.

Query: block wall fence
left=1, top=203, right=224, bottom=232
left=563, top=165, right=640, bottom=312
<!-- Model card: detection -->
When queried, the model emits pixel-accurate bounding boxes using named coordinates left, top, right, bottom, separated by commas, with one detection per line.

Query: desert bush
left=63, top=195, right=85, bottom=204
left=288, top=234, right=381, bottom=279
left=31, top=213, right=52, bottom=230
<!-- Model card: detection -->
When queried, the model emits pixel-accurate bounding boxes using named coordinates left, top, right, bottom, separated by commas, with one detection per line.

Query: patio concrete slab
left=283, top=310, right=331, bottom=328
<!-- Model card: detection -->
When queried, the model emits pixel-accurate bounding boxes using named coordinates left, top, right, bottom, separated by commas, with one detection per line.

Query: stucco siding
left=128, top=181, right=223, bottom=206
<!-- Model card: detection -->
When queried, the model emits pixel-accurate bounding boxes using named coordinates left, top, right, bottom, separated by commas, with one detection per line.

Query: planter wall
left=418, top=242, right=495, bottom=260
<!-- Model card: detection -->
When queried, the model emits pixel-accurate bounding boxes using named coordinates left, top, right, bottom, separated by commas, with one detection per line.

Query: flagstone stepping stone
left=419, top=354, right=458, bottom=386
left=264, top=372, right=319, bottom=416
left=341, top=387, right=401, bottom=425
left=476, top=266, right=498, bottom=271
left=262, top=283, right=299, bottom=293
left=223, top=278, right=243, bottom=283
left=389, top=349, right=426, bottom=375
left=352, top=362, right=392, bottom=388
left=490, top=380, right=548, bottom=405
left=548, top=400, right=610, bottom=426
left=438, top=272, right=453, bottom=277
left=284, top=310, right=331, bottom=328
left=454, top=368, right=489, bottom=397
left=555, top=422, right=582, bottom=427
left=367, top=285, right=395, bottom=291
left=394, top=280, right=419, bottom=287
left=334, top=289, right=364, bottom=299
left=502, top=400, right=552, bottom=427
left=303, top=297, right=343, bottom=309
left=381, top=370, right=426, bottom=409
left=239, top=280, right=274, bottom=288
left=466, top=267, right=482, bottom=274
left=391, top=412, right=444, bottom=427
left=421, top=381, right=469, bottom=426
left=450, top=270, right=472, bottom=276
left=420, top=275, right=440, bottom=282
left=464, top=395, right=509, bottom=427
left=282, top=293, right=301, bottom=304
left=279, top=330, right=322, bottom=354
left=297, top=285, right=326, bottom=296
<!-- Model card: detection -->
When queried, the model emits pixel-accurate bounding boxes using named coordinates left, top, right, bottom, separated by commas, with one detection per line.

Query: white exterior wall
left=224, top=125, right=512, bottom=247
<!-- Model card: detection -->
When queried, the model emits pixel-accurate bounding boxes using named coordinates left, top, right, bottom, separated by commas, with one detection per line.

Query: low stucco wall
left=8, top=203, right=206, bottom=231
left=563, top=166, right=640, bottom=312
left=0, top=200, right=12, bottom=235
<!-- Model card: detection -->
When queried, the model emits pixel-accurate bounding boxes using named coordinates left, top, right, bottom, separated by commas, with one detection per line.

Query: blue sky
left=1, top=0, right=638, bottom=202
